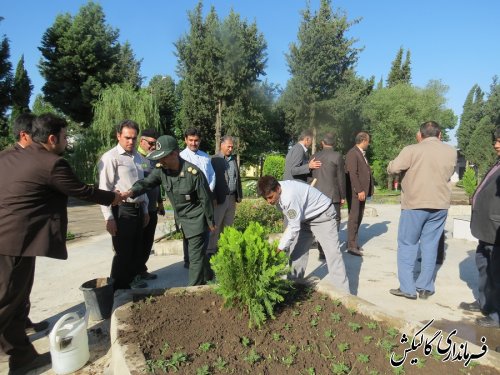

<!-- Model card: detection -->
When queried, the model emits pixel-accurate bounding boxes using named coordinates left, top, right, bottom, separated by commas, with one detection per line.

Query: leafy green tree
left=457, top=84, right=484, bottom=158
left=387, top=47, right=411, bottom=87
left=283, top=0, right=362, bottom=151
left=148, top=75, right=178, bottom=135
left=466, top=116, right=496, bottom=178
left=32, top=94, right=58, bottom=115
left=461, top=167, right=477, bottom=198
left=176, top=3, right=267, bottom=153
left=112, top=41, right=143, bottom=90
left=11, top=55, right=33, bottom=120
left=0, top=28, right=13, bottom=139
left=38, top=1, right=141, bottom=125
left=484, top=76, right=500, bottom=126
left=92, top=83, right=160, bottom=148
left=363, top=82, right=456, bottom=187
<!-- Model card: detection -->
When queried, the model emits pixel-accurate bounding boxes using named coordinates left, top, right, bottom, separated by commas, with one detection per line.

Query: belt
left=122, top=202, right=141, bottom=208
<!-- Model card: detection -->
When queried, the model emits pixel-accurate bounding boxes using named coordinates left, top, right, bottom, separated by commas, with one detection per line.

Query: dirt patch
left=120, top=285, right=499, bottom=374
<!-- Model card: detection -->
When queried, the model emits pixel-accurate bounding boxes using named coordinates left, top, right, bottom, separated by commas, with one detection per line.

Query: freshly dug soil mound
left=121, top=285, right=499, bottom=374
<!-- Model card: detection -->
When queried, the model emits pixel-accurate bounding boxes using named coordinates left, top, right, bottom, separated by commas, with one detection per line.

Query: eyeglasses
left=142, top=138, right=156, bottom=146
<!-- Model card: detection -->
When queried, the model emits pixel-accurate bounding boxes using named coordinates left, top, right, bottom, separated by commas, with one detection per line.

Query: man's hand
left=340, top=199, right=345, bottom=205
left=106, top=219, right=117, bottom=236
left=308, top=157, right=322, bottom=170
left=111, top=191, right=122, bottom=206
left=209, top=224, right=216, bottom=233
left=143, top=213, right=150, bottom=228
left=357, top=191, right=366, bottom=202
left=157, top=203, right=165, bottom=216
left=120, top=190, right=133, bottom=200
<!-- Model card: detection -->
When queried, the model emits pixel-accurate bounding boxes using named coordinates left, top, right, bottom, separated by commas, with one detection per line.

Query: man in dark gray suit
left=459, top=127, right=500, bottom=328
left=0, top=114, right=120, bottom=374
left=284, top=129, right=321, bottom=182
left=311, top=133, right=346, bottom=259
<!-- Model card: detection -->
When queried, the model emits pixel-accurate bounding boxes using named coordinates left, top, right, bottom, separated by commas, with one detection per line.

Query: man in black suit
left=284, top=129, right=321, bottom=182
left=345, top=131, right=374, bottom=256
left=311, top=133, right=346, bottom=259
left=459, top=127, right=500, bottom=328
left=0, top=114, right=120, bottom=374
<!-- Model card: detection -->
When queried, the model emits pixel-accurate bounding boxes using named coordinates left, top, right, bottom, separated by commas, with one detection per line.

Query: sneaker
left=389, top=288, right=417, bottom=300
left=140, top=271, right=158, bottom=280
left=129, top=276, right=147, bottom=289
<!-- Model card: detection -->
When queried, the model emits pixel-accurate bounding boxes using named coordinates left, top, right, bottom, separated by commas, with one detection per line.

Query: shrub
left=241, top=177, right=258, bottom=198
left=263, top=154, right=285, bottom=180
left=210, top=222, right=291, bottom=328
left=234, top=199, right=283, bottom=234
left=461, top=167, right=477, bottom=198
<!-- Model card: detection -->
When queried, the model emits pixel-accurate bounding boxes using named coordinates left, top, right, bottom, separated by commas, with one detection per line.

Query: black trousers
left=476, top=241, right=500, bottom=319
left=0, top=255, right=37, bottom=366
left=347, top=193, right=365, bottom=250
left=111, top=205, right=144, bottom=289
left=140, top=211, right=158, bottom=274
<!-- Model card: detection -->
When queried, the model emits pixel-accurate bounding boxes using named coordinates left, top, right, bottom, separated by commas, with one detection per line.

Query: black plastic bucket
left=79, top=277, right=114, bottom=320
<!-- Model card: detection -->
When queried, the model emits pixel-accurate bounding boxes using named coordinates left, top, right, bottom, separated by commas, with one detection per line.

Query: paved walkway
left=2, top=203, right=499, bottom=374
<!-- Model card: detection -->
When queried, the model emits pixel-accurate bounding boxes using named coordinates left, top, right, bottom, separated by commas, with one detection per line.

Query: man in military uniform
left=257, top=175, right=350, bottom=294
left=121, top=135, right=215, bottom=286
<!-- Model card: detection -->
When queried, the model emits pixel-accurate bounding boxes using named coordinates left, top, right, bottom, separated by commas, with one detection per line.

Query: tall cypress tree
left=11, top=54, right=33, bottom=120
left=0, top=32, right=13, bottom=137
left=457, top=84, right=484, bottom=156
left=387, top=47, right=411, bottom=87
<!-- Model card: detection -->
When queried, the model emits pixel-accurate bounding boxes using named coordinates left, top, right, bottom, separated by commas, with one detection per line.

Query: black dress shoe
left=9, top=352, right=51, bottom=375
left=459, top=301, right=482, bottom=312
left=389, top=288, right=417, bottom=300
left=140, top=271, right=158, bottom=280
left=347, top=248, right=363, bottom=256
left=25, top=319, right=49, bottom=334
left=476, top=316, right=500, bottom=328
left=417, top=290, right=435, bottom=300
left=183, top=261, right=190, bottom=269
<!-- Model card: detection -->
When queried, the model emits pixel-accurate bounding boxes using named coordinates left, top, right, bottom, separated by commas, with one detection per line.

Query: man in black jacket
left=459, top=127, right=500, bottom=328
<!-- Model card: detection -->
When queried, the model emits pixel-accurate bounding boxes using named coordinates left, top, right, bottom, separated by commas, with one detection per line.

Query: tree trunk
left=215, top=99, right=222, bottom=154
left=309, top=105, right=317, bottom=155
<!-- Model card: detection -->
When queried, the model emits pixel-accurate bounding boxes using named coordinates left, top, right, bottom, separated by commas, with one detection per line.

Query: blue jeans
left=397, top=209, right=448, bottom=295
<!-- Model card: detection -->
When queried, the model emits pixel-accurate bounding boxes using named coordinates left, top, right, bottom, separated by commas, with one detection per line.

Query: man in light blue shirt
left=257, top=176, right=350, bottom=294
left=179, top=127, right=216, bottom=267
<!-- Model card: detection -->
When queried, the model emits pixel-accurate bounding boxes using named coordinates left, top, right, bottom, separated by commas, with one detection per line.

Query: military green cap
left=147, top=135, right=179, bottom=160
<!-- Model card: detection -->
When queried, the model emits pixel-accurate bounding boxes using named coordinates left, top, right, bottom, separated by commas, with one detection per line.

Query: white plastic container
left=49, top=312, right=90, bottom=374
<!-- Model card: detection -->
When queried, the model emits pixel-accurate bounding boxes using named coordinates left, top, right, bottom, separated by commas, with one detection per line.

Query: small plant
left=213, top=357, right=227, bottom=371
left=332, top=299, right=342, bottom=307
left=415, top=357, right=426, bottom=369
left=306, top=368, right=316, bottom=375
left=211, top=222, right=291, bottom=328
left=314, top=305, right=323, bottom=313
left=198, top=342, right=213, bottom=352
left=320, top=294, right=328, bottom=301
left=347, top=307, right=357, bottom=316
left=369, top=371, right=380, bottom=375
left=272, top=333, right=282, bottom=341
left=366, top=321, right=378, bottom=330
left=331, top=361, right=350, bottom=374
left=357, top=353, right=370, bottom=364
left=243, top=349, right=262, bottom=364
left=292, top=309, right=301, bottom=316
left=331, top=312, right=342, bottom=323
left=461, top=166, right=477, bottom=198
left=310, top=318, right=319, bottom=327
left=392, top=366, right=405, bottom=374
left=145, top=295, right=155, bottom=305
left=289, top=344, right=298, bottom=354
left=196, top=364, right=211, bottom=375
left=160, top=352, right=187, bottom=372
left=66, top=231, right=76, bottom=240
left=337, top=342, right=350, bottom=352
left=160, top=341, right=170, bottom=356
left=363, top=335, right=373, bottom=344
left=324, top=329, right=335, bottom=339
left=281, top=355, right=295, bottom=367
left=386, top=327, right=399, bottom=338
left=348, top=322, right=362, bottom=332
left=240, top=336, right=251, bottom=347
left=284, top=323, right=291, bottom=331
left=378, top=339, right=396, bottom=353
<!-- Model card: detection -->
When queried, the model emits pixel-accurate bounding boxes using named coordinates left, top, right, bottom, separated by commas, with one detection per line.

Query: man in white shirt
left=179, top=127, right=215, bottom=267
left=98, top=120, right=149, bottom=290
left=257, top=176, right=350, bottom=294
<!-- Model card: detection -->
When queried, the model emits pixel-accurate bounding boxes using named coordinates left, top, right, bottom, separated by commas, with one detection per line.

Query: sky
left=2, top=0, right=500, bottom=145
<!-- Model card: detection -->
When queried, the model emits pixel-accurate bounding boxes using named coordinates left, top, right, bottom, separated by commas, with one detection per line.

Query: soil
left=121, top=284, right=499, bottom=375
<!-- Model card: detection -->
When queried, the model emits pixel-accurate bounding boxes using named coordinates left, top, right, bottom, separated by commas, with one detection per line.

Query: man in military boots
left=121, top=136, right=215, bottom=286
